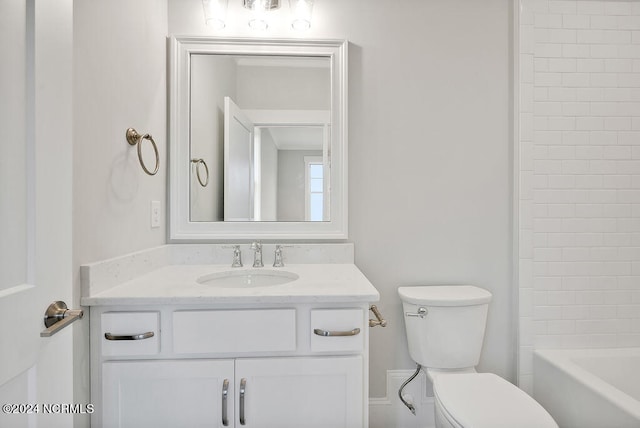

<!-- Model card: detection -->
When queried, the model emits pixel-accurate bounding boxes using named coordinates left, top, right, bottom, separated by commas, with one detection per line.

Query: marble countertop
left=81, top=263, right=380, bottom=306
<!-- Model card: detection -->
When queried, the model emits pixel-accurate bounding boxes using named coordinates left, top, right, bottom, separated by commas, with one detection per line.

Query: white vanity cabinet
left=234, top=357, right=362, bottom=427
left=90, top=305, right=370, bottom=428
left=102, top=359, right=234, bottom=428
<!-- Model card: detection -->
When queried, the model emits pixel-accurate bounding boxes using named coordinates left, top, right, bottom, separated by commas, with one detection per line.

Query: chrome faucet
left=231, top=245, right=243, bottom=267
left=273, top=245, right=284, bottom=267
left=250, top=241, right=263, bottom=267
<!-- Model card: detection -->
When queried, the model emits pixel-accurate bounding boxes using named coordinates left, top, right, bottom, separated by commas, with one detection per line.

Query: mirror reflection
left=189, top=54, right=331, bottom=222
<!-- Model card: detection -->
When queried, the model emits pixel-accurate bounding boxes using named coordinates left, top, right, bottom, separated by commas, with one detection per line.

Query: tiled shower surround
left=519, top=0, right=640, bottom=392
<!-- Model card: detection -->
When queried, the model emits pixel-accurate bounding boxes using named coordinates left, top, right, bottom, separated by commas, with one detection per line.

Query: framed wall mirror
left=169, top=36, right=347, bottom=240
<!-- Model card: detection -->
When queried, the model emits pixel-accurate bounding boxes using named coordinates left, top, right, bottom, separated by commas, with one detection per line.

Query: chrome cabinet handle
left=222, top=379, right=229, bottom=426
left=104, top=331, right=154, bottom=341
left=313, top=328, right=361, bottom=337
left=239, top=378, right=247, bottom=425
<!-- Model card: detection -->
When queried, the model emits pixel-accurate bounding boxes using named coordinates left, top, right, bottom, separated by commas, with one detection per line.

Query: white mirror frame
left=168, top=36, right=348, bottom=241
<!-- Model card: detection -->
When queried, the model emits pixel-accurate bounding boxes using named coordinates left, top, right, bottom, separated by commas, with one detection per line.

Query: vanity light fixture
left=202, top=0, right=313, bottom=31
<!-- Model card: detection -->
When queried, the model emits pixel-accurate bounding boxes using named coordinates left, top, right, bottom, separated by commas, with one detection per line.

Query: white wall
left=73, top=0, right=168, bottom=263
left=277, top=149, right=322, bottom=220
left=519, top=0, right=640, bottom=392
left=237, top=64, right=330, bottom=110
left=190, top=55, right=235, bottom=221
left=169, top=0, right=514, bottom=400
left=73, top=1, right=168, bottom=426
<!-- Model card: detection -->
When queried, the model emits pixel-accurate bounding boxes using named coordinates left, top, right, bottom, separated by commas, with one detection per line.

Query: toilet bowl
left=398, top=285, right=557, bottom=428
left=432, top=372, right=557, bottom=428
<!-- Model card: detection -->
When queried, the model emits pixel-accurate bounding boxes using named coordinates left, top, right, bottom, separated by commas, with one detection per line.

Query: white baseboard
left=369, top=370, right=435, bottom=428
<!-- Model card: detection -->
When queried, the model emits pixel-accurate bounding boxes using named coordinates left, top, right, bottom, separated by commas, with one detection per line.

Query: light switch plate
left=151, top=201, right=161, bottom=228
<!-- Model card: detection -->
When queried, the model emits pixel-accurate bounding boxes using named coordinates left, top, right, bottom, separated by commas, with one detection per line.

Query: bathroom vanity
left=81, top=36, right=370, bottom=428
left=81, top=244, right=379, bottom=428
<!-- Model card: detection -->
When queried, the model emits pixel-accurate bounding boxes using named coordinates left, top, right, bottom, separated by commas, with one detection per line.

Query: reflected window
left=305, top=157, right=323, bottom=221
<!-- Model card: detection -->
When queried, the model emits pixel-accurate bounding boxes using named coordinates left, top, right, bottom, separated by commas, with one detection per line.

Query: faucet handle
left=229, top=244, right=242, bottom=268
left=273, top=244, right=293, bottom=267
left=273, top=245, right=285, bottom=267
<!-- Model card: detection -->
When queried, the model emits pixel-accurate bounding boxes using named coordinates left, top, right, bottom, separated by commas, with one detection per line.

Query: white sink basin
left=196, top=269, right=299, bottom=288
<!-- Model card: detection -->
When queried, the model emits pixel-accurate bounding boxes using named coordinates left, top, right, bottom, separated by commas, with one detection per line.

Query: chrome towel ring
left=191, top=158, right=209, bottom=187
left=126, top=128, right=159, bottom=176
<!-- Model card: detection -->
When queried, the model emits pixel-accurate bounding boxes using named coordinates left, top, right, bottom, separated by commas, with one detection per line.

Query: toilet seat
left=433, top=373, right=558, bottom=428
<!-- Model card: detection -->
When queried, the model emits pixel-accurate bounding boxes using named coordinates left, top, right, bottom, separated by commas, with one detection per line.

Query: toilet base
left=434, top=394, right=462, bottom=428
left=426, top=367, right=474, bottom=428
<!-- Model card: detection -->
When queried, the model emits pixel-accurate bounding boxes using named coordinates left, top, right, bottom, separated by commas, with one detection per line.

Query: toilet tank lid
left=397, top=285, right=492, bottom=306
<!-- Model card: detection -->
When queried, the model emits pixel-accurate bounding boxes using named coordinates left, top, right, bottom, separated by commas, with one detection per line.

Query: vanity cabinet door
left=102, top=359, right=235, bottom=428
left=235, top=356, right=363, bottom=428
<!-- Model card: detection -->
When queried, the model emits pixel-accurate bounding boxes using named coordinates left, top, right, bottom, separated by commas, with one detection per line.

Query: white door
left=102, top=360, right=235, bottom=428
left=236, top=357, right=363, bottom=428
left=224, top=97, right=255, bottom=221
left=0, top=1, right=75, bottom=428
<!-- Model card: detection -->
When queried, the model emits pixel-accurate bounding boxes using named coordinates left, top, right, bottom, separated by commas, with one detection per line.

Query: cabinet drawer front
left=173, top=309, right=297, bottom=355
left=101, top=312, right=159, bottom=357
left=310, top=309, right=364, bottom=352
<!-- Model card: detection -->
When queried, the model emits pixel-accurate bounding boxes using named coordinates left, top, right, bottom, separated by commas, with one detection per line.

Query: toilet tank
left=398, top=285, right=492, bottom=369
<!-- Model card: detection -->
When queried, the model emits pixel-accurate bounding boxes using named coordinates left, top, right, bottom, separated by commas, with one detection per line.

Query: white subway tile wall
left=520, top=0, right=640, bottom=392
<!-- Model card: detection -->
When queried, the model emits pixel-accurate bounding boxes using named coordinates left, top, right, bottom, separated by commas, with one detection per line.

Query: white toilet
left=398, top=285, right=557, bottom=428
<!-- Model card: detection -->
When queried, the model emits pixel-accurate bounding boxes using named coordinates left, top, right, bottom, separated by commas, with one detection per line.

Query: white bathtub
left=534, top=348, right=640, bottom=428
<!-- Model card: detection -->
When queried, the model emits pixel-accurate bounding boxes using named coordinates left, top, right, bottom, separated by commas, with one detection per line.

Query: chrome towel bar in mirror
left=126, top=127, right=159, bottom=176
left=191, top=158, right=209, bottom=187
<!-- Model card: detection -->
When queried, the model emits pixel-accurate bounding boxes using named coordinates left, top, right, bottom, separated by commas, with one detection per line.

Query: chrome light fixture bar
left=202, top=0, right=313, bottom=31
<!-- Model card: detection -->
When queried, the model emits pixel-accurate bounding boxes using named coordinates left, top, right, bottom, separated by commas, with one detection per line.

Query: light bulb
left=202, top=0, right=228, bottom=30
left=289, top=0, right=313, bottom=31
left=248, top=0, right=269, bottom=30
